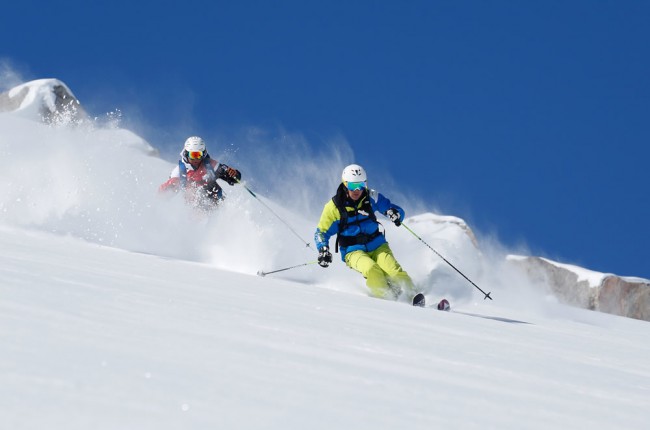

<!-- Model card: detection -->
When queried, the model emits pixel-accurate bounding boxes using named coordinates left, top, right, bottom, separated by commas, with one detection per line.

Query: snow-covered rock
left=507, top=256, right=650, bottom=321
left=0, top=79, right=158, bottom=156
left=0, top=78, right=88, bottom=124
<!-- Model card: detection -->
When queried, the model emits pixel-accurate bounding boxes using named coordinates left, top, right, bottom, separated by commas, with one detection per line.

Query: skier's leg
left=372, top=243, right=416, bottom=297
left=345, top=250, right=395, bottom=299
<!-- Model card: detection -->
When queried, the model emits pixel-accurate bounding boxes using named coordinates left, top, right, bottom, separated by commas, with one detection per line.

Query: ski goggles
left=345, top=181, right=367, bottom=191
left=187, top=150, right=204, bottom=160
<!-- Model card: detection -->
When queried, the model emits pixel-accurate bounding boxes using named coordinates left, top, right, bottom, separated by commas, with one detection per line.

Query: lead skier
left=314, top=164, right=425, bottom=307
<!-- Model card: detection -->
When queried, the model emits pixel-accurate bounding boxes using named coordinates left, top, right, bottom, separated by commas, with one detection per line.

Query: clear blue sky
left=3, top=1, right=649, bottom=278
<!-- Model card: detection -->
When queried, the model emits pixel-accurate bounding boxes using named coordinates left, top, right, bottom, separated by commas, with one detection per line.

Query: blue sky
left=3, top=1, right=649, bottom=278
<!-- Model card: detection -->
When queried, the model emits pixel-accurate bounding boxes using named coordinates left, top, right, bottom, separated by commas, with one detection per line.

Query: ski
left=412, top=293, right=426, bottom=307
left=419, top=297, right=451, bottom=310
left=437, top=298, right=451, bottom=311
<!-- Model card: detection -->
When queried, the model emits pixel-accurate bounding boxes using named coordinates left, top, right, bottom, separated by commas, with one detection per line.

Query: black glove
left=386, top=208, right=401, bottom=226
left=318, top=246, right=332, bottom=268
left=219, top=165, right=242, bottom=185
left=203, top=181, right=223, bottom=201
left=226, top=167, right=241, bottom=180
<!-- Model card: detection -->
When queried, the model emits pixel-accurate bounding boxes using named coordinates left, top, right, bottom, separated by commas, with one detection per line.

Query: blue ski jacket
left=314, top=183, right=405, bottom=261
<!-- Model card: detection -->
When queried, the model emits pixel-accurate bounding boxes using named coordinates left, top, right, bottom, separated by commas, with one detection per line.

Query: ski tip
left=484, top=292, right=493, bottom=300
left=412, top=293, right=426, bottom=307
left=437, top=299, right=451, bottom=311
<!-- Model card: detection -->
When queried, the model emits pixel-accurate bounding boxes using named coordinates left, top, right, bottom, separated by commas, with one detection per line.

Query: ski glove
left=218, top=165, right=242, bottom=185
left=318, top=246, right=332, bottom=268
left=386, top=208, right=402, bottom=226
left=225, top=167, right=239, bottom=179
left=226, top=168, right=241, bottom=185
left=203, top=181, right=224, bottom=201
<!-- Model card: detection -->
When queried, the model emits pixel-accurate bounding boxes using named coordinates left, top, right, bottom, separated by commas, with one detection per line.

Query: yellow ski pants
left=345, top=243, right=415, bottom=300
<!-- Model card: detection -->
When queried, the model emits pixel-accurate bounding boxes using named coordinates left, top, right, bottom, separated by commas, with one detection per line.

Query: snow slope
left=2, top=226, right=649, bottom=430
left=1, top=86, right=649, bottom=429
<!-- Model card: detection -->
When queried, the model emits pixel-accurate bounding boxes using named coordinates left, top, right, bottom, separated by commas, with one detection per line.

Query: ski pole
left=257, top=261, right=319, bottom=277
left=401, top=222, right=493, bottom=300
left=236, top=179, right=311, bottom=248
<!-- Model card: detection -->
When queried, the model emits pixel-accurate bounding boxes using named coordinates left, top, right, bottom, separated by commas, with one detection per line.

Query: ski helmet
left=341, top=164, right=367, bottom=191
left=182, top=136, right=207, bottom=162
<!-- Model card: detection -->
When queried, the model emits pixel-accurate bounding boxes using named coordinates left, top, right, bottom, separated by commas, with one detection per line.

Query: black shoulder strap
left=332, top=184, right=348, bottom=253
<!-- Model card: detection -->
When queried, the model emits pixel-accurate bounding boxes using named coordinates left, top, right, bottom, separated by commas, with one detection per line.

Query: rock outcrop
left=0, top=78, right=88, bottom=124
left=599, top=276, right=650, bottom=321
left=509, top=256, right=650, bottom=321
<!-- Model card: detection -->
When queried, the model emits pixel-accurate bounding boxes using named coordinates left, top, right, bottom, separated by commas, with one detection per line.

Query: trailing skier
left=159, top=136, right=241, bottom=210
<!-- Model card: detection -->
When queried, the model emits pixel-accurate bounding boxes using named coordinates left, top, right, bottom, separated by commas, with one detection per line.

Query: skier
left=314, top=164, right=426, bottom=307
left=159, top=136, right=241, bottom=209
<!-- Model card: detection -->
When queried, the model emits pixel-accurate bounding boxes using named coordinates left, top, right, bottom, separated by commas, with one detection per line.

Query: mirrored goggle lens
left=346, top=181, right=366, bottom=191
left=188, top=150, right=203, bottom=160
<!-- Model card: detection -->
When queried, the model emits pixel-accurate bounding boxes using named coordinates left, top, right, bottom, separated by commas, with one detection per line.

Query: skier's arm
left=158, top=177, right=180, bottom=193
left=314, top=201, right=339, bottom=268
left=158, top=166, right=181, bottom=193
left=314, top=201, right=339, bottom=250
left=372, top=190, right=405, bottom=223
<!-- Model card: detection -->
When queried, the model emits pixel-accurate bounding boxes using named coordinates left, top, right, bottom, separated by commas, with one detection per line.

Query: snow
left=2, top=225, right=649, bottom=429
left=1, top=89, right=650, bottom=429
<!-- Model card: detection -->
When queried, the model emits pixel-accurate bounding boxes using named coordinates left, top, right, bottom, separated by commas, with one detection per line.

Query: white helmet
left=182, top=136, right=207, bottom=161
left=341, top=164, right=367, bottom=189
left=184, top=136, right=206, bottom=152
